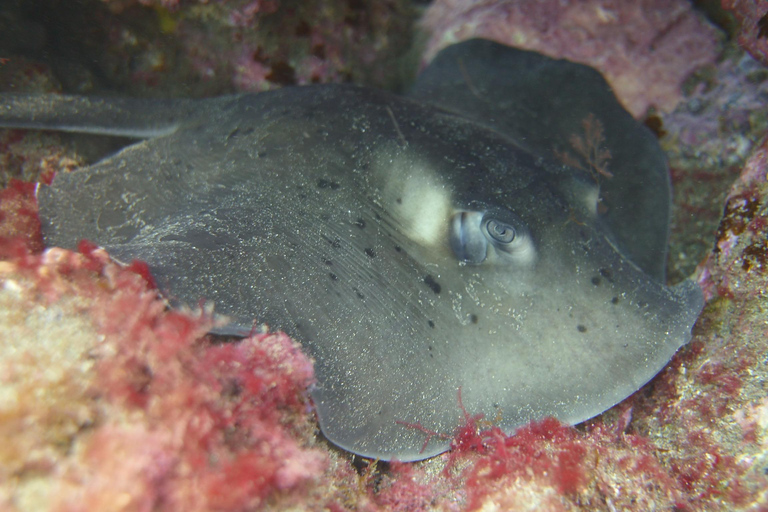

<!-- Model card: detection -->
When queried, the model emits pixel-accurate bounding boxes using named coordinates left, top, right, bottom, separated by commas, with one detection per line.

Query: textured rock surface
left=723, top=0, right=768, bottom=68
left=420, top=0, right=722, bottom=117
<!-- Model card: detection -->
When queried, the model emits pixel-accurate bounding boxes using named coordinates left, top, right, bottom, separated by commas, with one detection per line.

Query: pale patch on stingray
left=374, top=150, right=453, bottom=250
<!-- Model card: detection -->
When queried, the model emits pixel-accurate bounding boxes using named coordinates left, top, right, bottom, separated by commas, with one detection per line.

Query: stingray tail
left=0, top=93, right=197, bottom=138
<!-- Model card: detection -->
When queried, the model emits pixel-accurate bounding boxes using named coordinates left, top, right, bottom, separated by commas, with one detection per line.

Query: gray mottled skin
left=0, top=40, right=703, bottom=461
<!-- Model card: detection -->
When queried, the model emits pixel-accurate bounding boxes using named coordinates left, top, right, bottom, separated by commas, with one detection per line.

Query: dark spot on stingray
left=374, top=212, right=382, bottom=221
left=226, top=127, right=240, bottom=140
left=364, top=248, right=375, bottom=258
left=329, top=272, right=338, bottom=281
left=317, top=178, right=340, bottom=190
left=353, top=287, right=365, bottom=299
left=324, top=236, right=341, bottom=249
left=355, top=217, right=366, bottom=229
left=423, top=274, right=441, bottom=294
left=396, top=197, right=402, bottom=204
left=591, top=276, right=601, bottom=286
left=323, top=258, right=333, bottom=266
left=599, top=268, right=614, bottom=282
left=257, top=150, right=267, bottom=158
left=612, top=296, right=620, bottom=305
left=428, top=320, right=435, bottom=328
left=470, top=314, right=479, bottom=324
left=577, top=324, right=588, bottom=333
left=394, top=245, right=402, bottom=253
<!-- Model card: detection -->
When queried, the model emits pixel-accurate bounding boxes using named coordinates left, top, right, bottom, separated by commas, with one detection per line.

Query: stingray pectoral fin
left=0, top=93, right=202, bottom=137
left=669, top=278, right=705, bottom=346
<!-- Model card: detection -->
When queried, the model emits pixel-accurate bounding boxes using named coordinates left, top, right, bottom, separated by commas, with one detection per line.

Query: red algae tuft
left=461, top=418, right=588, bottom=500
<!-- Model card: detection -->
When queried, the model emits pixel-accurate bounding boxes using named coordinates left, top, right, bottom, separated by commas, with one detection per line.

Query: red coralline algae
left=421, top=0, right=722, bottom=117
left=371, top=462, right=437, bottom=512
left=0, top=208, right=327, bottom=510
left=408, top=411, right=688, bottom=511
left=461, top=418, right=587, bottom=497
left=0, top=129, right=83, bottom=187
left=0, top=179, right=43, bottom=256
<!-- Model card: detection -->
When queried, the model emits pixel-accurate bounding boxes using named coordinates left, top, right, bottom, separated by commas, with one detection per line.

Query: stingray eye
left=481, top=211, right=536, bottom=266
left=485, top=219, right=515, bottom=243
left=450, top=210, right=535, bottom=266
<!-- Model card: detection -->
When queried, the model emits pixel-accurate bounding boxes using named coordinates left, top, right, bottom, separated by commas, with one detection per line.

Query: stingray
left=0, top=39, right=703, bottom=461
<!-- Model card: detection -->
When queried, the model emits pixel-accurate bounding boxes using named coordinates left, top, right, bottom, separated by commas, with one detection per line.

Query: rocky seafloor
left=1, top=1, right=768, bottom=510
